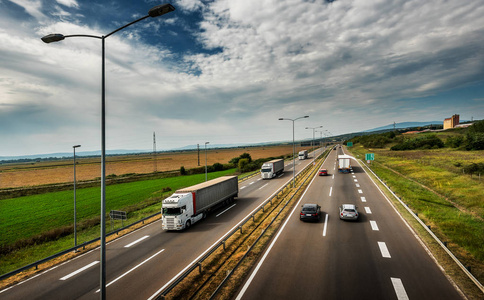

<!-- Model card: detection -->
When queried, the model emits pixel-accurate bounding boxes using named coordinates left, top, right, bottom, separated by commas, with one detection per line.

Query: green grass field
left=0, top=169, right=236, bottom=249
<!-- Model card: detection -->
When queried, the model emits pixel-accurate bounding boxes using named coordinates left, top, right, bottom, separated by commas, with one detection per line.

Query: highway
left=235, top=147, right=464, bottom=300
left=0, top=148, right=323, bottom=300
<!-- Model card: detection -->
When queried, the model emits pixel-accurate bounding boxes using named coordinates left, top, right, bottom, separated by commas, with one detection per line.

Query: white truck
left=298, top=150, right=308, bottom=160
left=338, top=154, right=352, bottom=173
left=161, top=176, right=238, bottom=230
left=260, top=159, right=284, bottom=179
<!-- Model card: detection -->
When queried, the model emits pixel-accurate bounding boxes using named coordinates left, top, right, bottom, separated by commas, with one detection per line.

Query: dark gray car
left=300, top=203, right=322, bottom=222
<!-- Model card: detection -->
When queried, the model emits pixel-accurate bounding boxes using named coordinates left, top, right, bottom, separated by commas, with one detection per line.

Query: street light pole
left=205, top=142, right=209, bottom=181
left=306, top=125, right=323, bottom=162
left=73, top=145, right=81, bottom=250
left=279, top=116, right=309, bottom=187
left=41, top=4, right=175, bottom=299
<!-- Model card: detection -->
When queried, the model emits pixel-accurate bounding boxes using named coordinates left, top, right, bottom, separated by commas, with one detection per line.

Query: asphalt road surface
left=0, top=148, right=324, bottom=300
left=235, top=147, right=464, bottom=300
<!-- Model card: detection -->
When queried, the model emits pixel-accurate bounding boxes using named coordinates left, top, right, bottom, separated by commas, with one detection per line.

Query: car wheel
left=185, top=220, right=191, bottom=229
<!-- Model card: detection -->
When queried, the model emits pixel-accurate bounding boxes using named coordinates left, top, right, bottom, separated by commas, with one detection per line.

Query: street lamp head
left=148, top=4, right=175, bottom=17
left=41, top=33, right=65, bottom=43
left=304, top=115, right=309, bottom=118
left=73, top=145, right=81, bottom=148
left=205, top=142, right=210, bottom=145
left=278, top=118, right=284, bottom=120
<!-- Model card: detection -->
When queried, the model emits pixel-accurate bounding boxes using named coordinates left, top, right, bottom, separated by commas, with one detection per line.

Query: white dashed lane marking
left=378, top=242, right=391, bottom=258
left=370, top=220, right=379, bottom=231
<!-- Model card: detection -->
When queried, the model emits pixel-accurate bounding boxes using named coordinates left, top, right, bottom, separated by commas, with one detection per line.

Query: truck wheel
left=185, top=220, right=191, bottom=229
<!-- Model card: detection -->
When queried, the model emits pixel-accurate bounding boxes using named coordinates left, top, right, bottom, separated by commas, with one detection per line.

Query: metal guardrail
left=357, top=158, right=484, bottom=294
left=155, top=149, right=329, bottom=299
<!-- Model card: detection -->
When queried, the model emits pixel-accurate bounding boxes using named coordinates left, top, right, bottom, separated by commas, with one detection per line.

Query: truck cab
left=162, top=193, right=202, bottom=230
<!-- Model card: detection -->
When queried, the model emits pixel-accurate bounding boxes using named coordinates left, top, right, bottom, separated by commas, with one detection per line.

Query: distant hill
left=364, top=121, right=443, bottom=132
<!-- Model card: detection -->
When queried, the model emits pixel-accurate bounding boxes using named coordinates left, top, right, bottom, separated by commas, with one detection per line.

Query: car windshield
left=343, top=209, right=355, bottom=213
left=261, top=168, right=272, bottom=172
left=163, top=207, right=181, bottom=216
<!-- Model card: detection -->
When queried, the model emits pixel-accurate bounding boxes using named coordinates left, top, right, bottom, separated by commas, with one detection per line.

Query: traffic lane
left=236, top=153, right=334, bottom=299
left=237, top=162, right=395, bottom=299
left=349, top=163, right=463, bottom=299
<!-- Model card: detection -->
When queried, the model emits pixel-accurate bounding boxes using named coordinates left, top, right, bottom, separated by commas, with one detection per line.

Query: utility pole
left=153, top=131, right=157, bottom=172
left=197, top=144, right=200, bottom=166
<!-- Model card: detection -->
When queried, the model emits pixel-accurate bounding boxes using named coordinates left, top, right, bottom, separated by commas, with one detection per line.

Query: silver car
left=339, top=204, right=359, bottom=220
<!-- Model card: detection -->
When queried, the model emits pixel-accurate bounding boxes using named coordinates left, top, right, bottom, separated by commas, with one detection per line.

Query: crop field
left=0, top=144, right=295, bottom=188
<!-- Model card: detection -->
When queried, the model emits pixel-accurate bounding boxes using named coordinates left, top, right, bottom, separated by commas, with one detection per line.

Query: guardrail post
left=198, top=262, right=202, bottom=274
left=252, top=215, right=255, bottom=222
left=223, top=240, right=226, bottom=251
left=427, top=225, right=431, bottom=230
left=239, top=226, right=243, bottom=234
left=443, top=241, right=447, bottom=247
left=467, top=266, right=471, bottom=273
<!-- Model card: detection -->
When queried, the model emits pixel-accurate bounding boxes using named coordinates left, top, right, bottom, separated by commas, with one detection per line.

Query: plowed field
left=0, top=145, right=297, bottom=188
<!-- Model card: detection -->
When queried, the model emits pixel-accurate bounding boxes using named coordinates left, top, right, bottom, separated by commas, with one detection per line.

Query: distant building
left=443, top=114, right=459, bottom=129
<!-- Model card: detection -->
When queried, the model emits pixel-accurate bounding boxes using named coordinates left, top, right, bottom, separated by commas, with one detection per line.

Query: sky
left=1, top=0, right=483, bottom=157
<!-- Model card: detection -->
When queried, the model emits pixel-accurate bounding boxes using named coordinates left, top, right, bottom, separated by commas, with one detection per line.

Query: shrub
left=445, top=135, right=465, bottom=148
left=212, top=162, right=224, bottom=171
left=465, top=132, right=484, bottom=150
left=391, top=135, right=444, bottom=151
left=238, top=158, right=250, bottom=172
left=229, top=153, right=252, bottom=165
left=180, top=166, right=187, bottom=175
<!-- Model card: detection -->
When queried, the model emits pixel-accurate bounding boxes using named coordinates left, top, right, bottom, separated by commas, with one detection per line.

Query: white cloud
left=56, top=0, right=79, bottom=8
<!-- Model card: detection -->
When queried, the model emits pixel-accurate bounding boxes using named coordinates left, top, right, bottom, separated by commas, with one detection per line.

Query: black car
left=299, top=203, right=322, bottom=222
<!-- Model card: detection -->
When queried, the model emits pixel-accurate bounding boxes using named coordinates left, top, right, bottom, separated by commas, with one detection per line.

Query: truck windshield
left=261, top=168, right=272, bottom=173
left=162, top=207, right=181, bottom=216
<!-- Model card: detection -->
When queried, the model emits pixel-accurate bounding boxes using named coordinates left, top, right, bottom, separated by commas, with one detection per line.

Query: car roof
left=302, top=203, right=319, bottom=209
left=341, top=204, right=356, bottom=209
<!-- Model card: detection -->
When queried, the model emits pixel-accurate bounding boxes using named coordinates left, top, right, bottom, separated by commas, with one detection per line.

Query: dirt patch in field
left=0, top=145, right=297, bottom=188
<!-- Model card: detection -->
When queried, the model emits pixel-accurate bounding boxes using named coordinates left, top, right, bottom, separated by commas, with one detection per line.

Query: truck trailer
left=338, top=155, right=352, bottom=173
left=298, top=150, right=308, bottom=160
left=162, top=176, right=238, bottom=230
left=260, top=159, right=284, bottom=179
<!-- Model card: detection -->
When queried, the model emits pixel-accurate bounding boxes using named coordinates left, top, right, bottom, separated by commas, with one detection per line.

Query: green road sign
left=365, top=153, right=375, bottom=161
left=347, top=142, right=353, bottom=147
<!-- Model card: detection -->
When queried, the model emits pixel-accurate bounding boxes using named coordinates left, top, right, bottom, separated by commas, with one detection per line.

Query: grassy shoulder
left=347, top=144, right=484, bottom=299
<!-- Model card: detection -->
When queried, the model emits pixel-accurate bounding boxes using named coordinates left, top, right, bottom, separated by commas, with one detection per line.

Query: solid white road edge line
left=322, top=214, right=329, bottom=237
left=96, top=249, right=165, bottom=293
left=378, top=242, right=391, bottom=258
left=391, top=277, right=409, bottom=300
left=60, top=261, right=99, bottom=281
left=216, top=204, right=237, bottom=217
left=124, top=235, right=150, bottom=248
left=235, top=160, right=321, bottom=300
